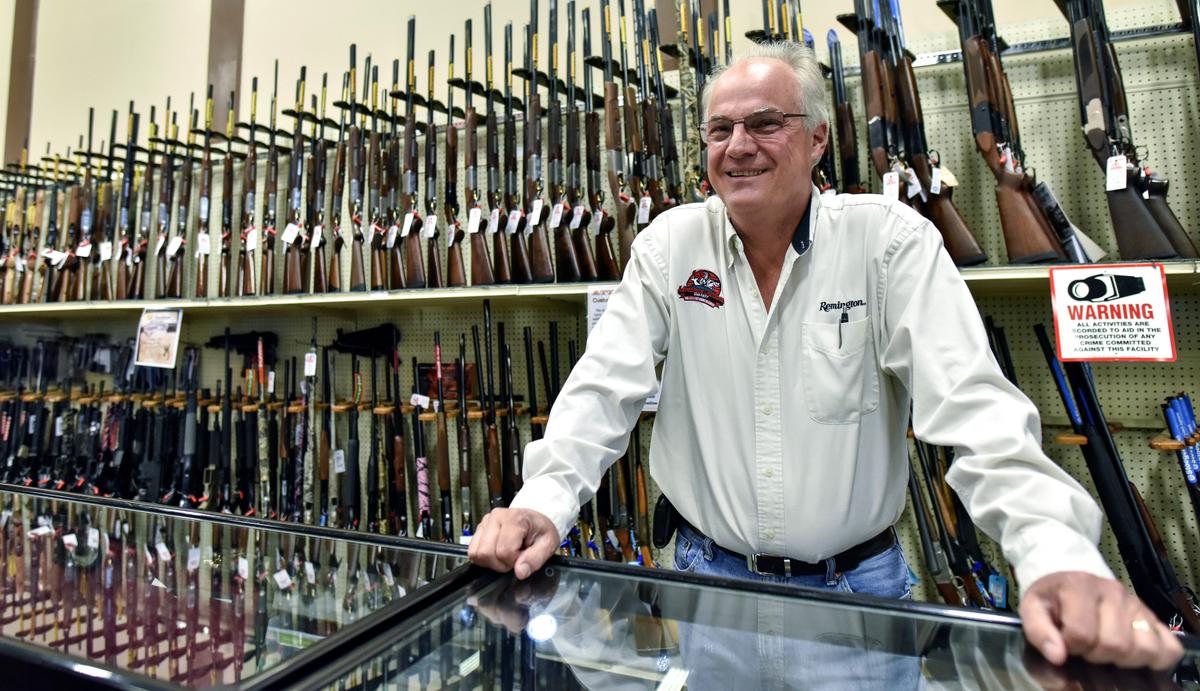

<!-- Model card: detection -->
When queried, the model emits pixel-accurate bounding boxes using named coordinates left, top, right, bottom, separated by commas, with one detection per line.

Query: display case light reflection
left=526, top=613, right=558, bottom=642
left=72, top=663, right=115, bottom=680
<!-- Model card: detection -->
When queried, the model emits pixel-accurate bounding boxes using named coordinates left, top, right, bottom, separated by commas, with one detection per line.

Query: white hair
left=700, top=42, right=830, bottom=133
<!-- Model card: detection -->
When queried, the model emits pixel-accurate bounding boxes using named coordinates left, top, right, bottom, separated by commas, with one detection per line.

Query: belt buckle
left=747, top=553, right=762, bottom=575
left=747, top=553, right=792, bottom=577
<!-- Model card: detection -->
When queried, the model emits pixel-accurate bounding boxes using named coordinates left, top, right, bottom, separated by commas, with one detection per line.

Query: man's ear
left=810, top=121, right=830, bottom=162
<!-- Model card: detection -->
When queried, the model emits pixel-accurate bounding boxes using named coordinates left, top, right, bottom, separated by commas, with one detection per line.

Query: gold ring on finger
left=1130, top=618, right=1153, bottom=633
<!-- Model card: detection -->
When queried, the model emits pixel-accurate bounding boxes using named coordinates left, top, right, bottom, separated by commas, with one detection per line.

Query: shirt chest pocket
left=800, top=317, right=880, bottom=424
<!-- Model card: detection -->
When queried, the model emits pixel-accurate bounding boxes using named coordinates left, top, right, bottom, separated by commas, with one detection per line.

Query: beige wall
left=27, top=0, right=210, bottom=162
left=0, top=0, right=14, bottom=159
left=0, top=0, right=1187, bottom=160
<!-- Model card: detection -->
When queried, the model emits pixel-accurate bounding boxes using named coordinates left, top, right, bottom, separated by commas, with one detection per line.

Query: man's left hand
left=1021, top=571, right=1183, bottom=671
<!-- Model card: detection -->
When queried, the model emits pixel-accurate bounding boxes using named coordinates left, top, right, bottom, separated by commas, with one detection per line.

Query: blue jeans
left=671, top=522, right=922, bottom=690
left=673, top=522, right=913, bottom=600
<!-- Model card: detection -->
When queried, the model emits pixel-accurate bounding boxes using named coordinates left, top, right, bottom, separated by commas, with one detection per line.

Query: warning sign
left=1049, top=263, right=1175, bottom=362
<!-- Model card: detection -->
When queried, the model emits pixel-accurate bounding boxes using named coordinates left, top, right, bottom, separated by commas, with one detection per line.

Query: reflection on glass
left=321, top=566, right=1199, bottom=690
left=0, top=492, right=462, bottom=687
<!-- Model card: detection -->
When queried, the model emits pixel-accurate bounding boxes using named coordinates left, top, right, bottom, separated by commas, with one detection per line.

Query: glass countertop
left=307, top=562, right=1200, bottom=690
left=0, top=490, right=464, bottom=687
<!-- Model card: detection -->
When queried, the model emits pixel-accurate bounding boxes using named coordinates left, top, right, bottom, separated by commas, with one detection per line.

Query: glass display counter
left=302, top=561, right=1200, bottom=690
left=0, top=488, right=466, bottom=689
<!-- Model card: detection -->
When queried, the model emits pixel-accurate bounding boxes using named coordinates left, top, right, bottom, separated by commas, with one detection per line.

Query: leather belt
left=688, top=522, right=896, bottom=577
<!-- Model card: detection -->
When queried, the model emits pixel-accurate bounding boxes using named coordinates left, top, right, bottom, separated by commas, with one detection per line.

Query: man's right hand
left=467, top=507, right=560, bottom=579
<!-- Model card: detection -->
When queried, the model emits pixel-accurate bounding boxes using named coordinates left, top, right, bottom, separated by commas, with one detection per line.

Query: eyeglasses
left=700, top=110, right=807, bottom=144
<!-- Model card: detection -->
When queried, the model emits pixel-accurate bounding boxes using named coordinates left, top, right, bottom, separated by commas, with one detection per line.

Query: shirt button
left=765, top=530, right=776, bottom=540
left=762, top=406, right=774, bottom=416
left=761, top=343, right=770, bottom=355
left=764, top=468, right=775, bottom=478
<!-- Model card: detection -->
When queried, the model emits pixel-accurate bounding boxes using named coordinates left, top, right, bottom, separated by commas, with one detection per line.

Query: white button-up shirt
left=510, top=189, right=1114, bottom=589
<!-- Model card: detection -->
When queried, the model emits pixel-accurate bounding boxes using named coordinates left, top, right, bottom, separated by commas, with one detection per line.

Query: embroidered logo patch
left=677, top=269, right=725, bottom=308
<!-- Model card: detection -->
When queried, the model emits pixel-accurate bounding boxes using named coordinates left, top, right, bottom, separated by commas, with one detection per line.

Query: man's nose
left=725, top=122, right=757, bottom=157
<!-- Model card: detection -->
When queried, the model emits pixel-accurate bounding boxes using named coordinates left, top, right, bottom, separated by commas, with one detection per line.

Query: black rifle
left=412, top=357, right=432, bottom=538
left=457, top=335, right=473, bottom=537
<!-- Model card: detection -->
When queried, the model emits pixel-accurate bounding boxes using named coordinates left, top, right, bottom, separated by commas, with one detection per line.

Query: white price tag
left=156, top=542, right=172, bottom=562
left=87, top=528, right=100, bottom=549
left=0, top=511, right=9, bottom=528
left=459, top=535, right=473, bottom=545
left=467, top=206, right=483, bottom=234
left=55, top=417, right=63, bottom=438
left=312, top=224, right=324, bottom=249
left=304, top=351, right=318, bottom=377
left=410, top=393, right=431, bottom=409
left=570, top=205, right=586, bottom=230
left=939, top=166, right=959, bottom=188
left=637, top=195, right=652, bottom=224
left=99, top=241, right=113, bottom=261
left=28, top=415, right=36, bottom=433
left=76, top=241, right=93, bottom=258
left=906, top=168, right=923, bottom=200
left=273, top=569, right=293, bottom=590
left=305, top=561, right=316, bottom=584
left=238, top=556, right=249, bottom=580
left=243, top=228, right=258, bottom=252
left=549, top=202, right=565, bottom=228
left=187, top=547, right=201, bottom=571
left=422, top=214, right=438, bottom=240
left=154, top=235, right=166, bottom=256
left=1106, top=155, right=1128, bottom=191
left=167, top=235, right=184, bottom=258
left=382, top=562, right=395, bottom=586
left=882, top=172, right=901, bottom=201
left=590, top=209, right=604, bottom=236
left=28, top=525, right=54, bottom=538
left=505, top=210, right=522, bottom=234
left=334, top=449, right=346, bottom=473
left=529, top=199, right=544, bottom=226
left=196, top=232, right=211, bottom=256
left=386, top=224, right=399, bottom=249
left=62, top=533, right=78, bottom=549
left=281, top=223, right=302, bottom=246
left=929, top=166, right=943, bottom=195
left=401, top=212, right=416, bottom=238
left=267, top=371, right=276, bottom=395
left=488, top=208, right=501, bottom=234
left=150, top=578, right=166, bottom=589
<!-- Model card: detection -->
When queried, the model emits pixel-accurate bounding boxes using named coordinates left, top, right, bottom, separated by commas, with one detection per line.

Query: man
left=468, top=42, right=1184, bottom=671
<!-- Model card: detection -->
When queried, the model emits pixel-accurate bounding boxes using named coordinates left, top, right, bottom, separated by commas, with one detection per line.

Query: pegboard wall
left=4, top=0, right=1199, bottom=611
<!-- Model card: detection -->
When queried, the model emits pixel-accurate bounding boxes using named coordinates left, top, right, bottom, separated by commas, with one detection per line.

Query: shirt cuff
left=1008, top=522, right=1115, bottom=592
left=509, top=475, right=581, bottom=541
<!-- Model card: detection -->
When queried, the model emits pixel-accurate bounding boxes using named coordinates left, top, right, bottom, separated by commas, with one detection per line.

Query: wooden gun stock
left=283, top=241, right=303, bottom=294
left=426, top=231, right=444, bottom=289
left=404, top=229, right=426, bottom=289
left=484, top=423, right=503, bottom=507
left=370, top=230, right=387, bottom=291
left=349, top=232, right=366, bottom=291
left=447, top=227, right=467, bottom=287
left=861, top=53, right=890, bottom=177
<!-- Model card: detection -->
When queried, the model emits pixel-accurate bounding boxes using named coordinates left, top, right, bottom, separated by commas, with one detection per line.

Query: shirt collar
left=723, top=185, right=822, bottom=267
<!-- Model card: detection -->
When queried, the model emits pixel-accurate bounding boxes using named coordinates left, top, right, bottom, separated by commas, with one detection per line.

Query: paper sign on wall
left=134, top=308, right=184, bottom=369
left=1049, top=263, right=1175, bottom=362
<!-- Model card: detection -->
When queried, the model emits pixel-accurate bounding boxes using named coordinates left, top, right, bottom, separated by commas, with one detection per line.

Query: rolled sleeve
left=879, top=218, right=1113, bottom=590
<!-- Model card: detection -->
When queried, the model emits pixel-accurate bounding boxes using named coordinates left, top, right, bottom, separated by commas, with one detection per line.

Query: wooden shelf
left=0, top=260, right=1196, bottom=320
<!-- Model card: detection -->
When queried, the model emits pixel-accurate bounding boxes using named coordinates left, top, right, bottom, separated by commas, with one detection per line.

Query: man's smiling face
left=705, top=58, right=827, bottom=217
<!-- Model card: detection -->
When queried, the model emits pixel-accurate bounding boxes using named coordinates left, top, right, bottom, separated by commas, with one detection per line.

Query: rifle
left=456, top=335, right=473, bottom=538
left=583, top=8, right=620, bottom=281
left=166, top=99, right=196, bottom=298
left=433, top=333, right=453, bottom=542
left=125, top=108, right=154, bottom=300
left=502, top=342, right=523, bottom=503
left=174, top=348, right=200, bottom=508
left=632, top=426, right=654, bottom=567
left=318, top=347, right=332, bottom=526
left=601, top=0, right=636, bottom=272
left=445, top=35, right=467, bottom=288
left=1057, top=0, right=1196, bottom=259
left=483, top=6, right=511, bottom=284
left=1035, top=324, right=1200, bottom=632
left=648, top=8, right=683, bottom=209
left=195, top=88, right=215, bottom=298
left=239, top=81, right=260, bottom=296
left=401, top=18, right=427, bottom=289
left=74, top=111, right=99, bottom=302
left=423, top=52, right=445, bottom=289
left=546, top=0, right=583, bottom=283
left=472, top=321, right=503, bottom=508
left=90, top=110, right=118, bottom=302
left=883, top=0, right=988, bottom=267
left=634, top=1, right=667, bottom=224
left=565, top=1, right=598, bottom=281
left=522, top=8, right=555, bottom=284
left=462, top=20, right=494, bottom=286
left=386, top=336, right=407, bottom=536
left=115, top=105, right=139, bottom=299
left=367, top=354, right=381, bottom=532
left=283, top=68, right=308, bottom=295
left=828, top=30, right=866, bottom=194
left=347, top=47, right=368, bottom=292
left=343, top=353, right=361, bottom=528
left=35, top=160, right=62, bottom=303
left=503, top=21, right=531, bottom=284
left=327, top=71, right=350, bottom=293
left=309, top=76, right=330, bottom=294
left=259, top=63, right=283, bottom=296
left=411, top=356, right=432, bottom=538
